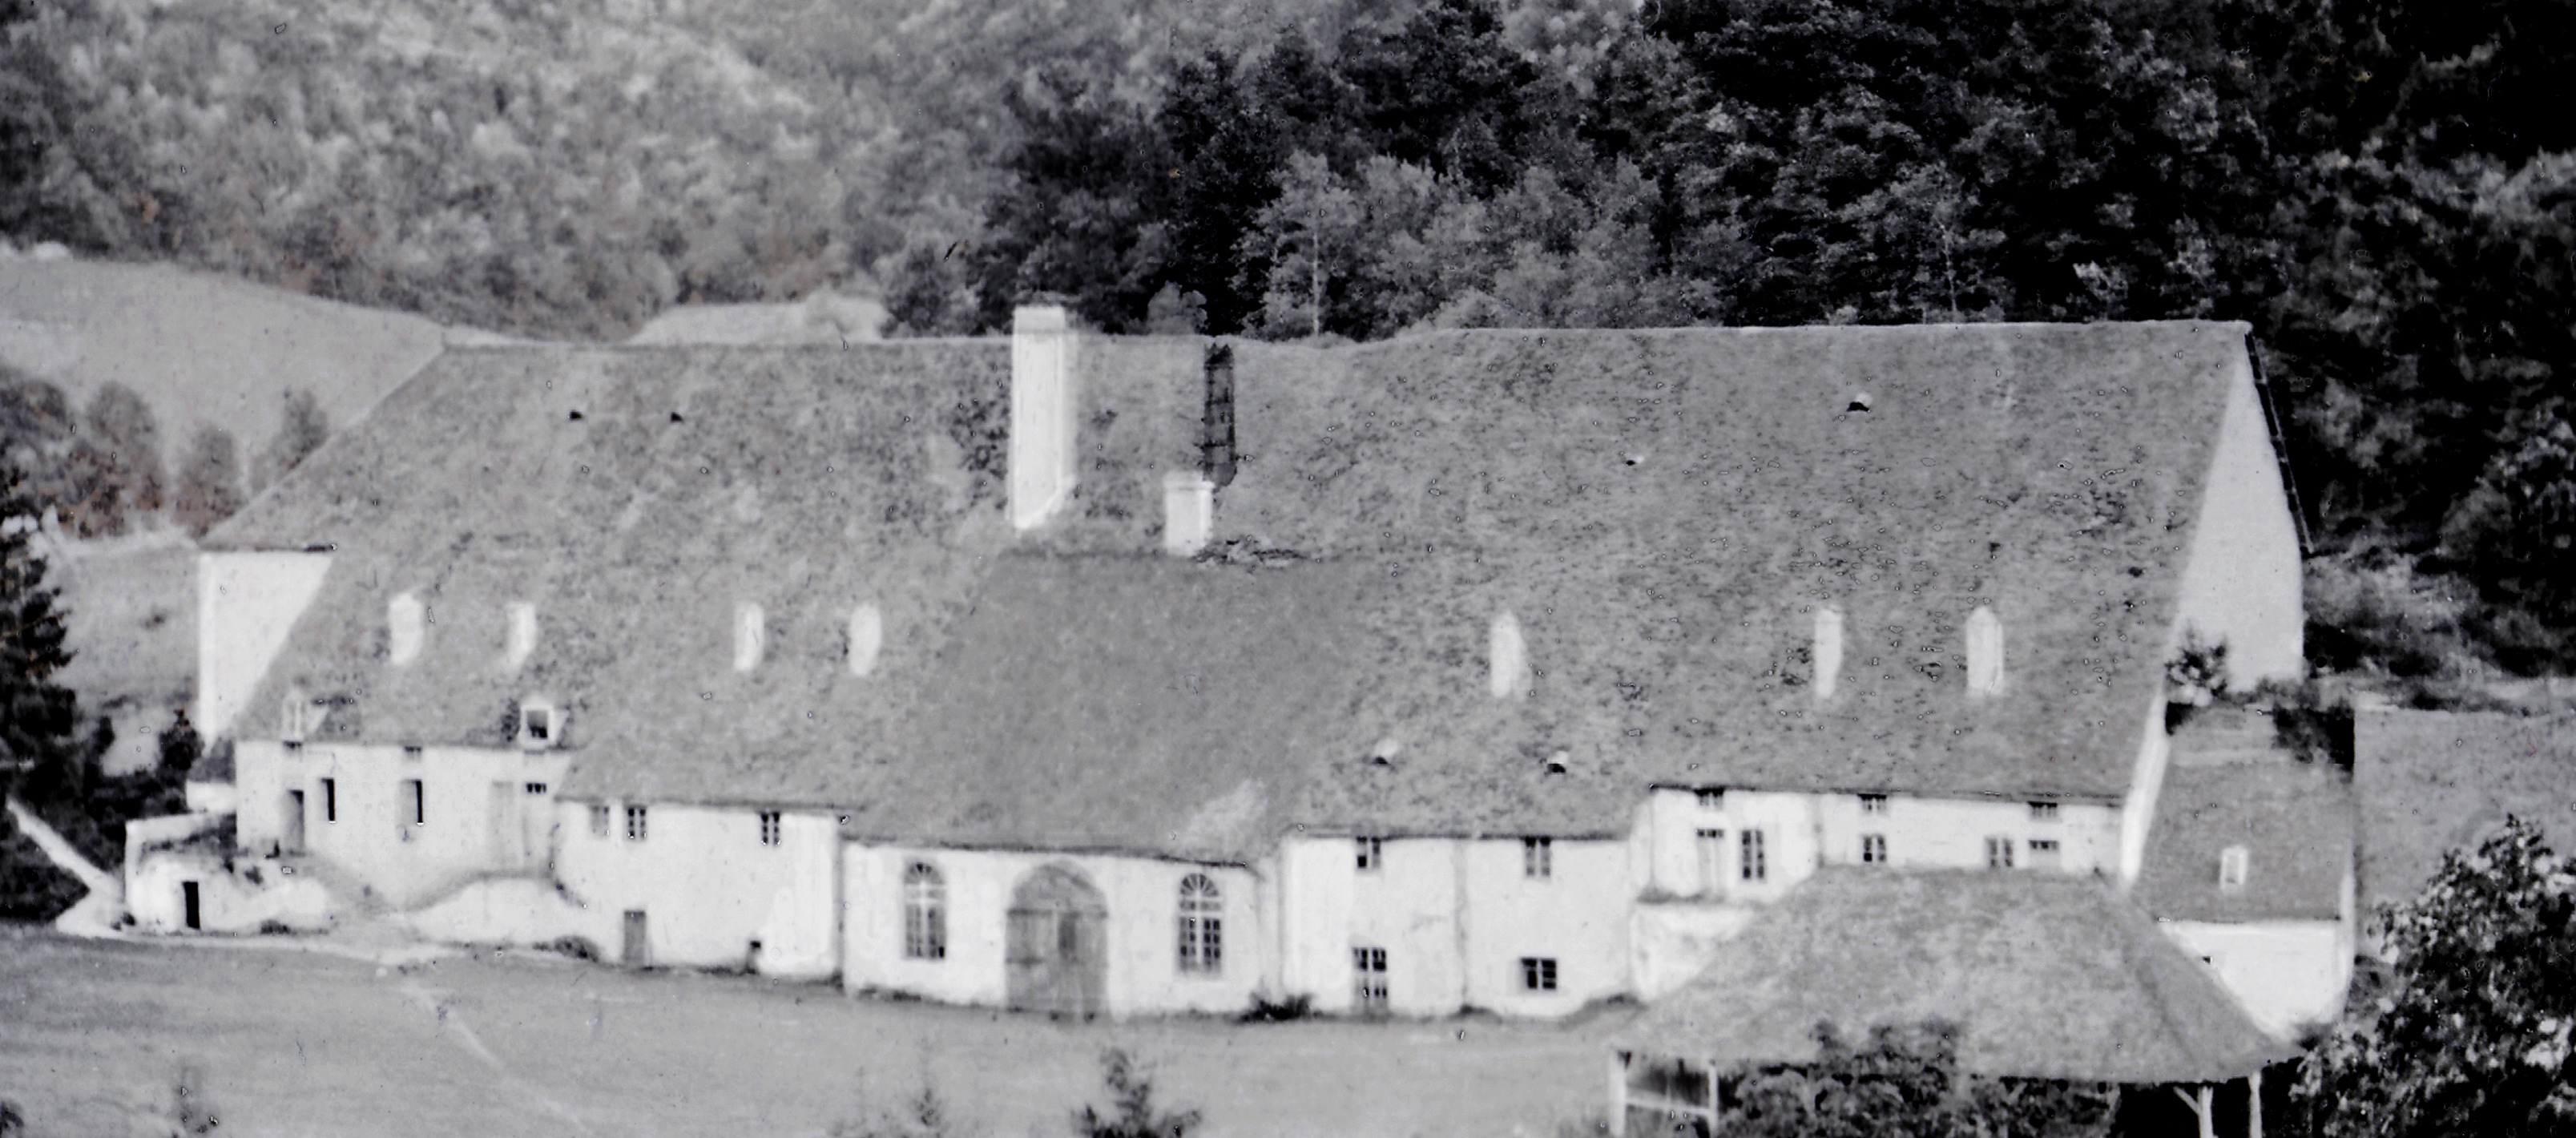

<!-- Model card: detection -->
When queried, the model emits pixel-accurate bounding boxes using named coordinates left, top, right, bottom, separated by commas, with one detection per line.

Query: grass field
left=0, top=927, right=1617, bottom=1138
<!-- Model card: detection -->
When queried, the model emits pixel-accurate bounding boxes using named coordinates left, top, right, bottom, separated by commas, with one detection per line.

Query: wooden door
left=1006, top=865, right=1107, bottom=1019
left=182, top=881, right=201, bottom=930
left=1695, top=828, right=1726, bottom=896
left=622, top=909, right=648, bottom=966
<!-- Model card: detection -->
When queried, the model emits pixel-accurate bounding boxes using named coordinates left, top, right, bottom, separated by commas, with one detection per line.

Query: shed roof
left=1611, top=869, right=2296, bottom=1084
left=2353, top=708, right=2576, bottom=917
left=2132, top=760, right=2353, bottom=922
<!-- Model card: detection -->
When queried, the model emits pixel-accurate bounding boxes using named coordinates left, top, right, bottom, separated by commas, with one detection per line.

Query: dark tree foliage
left=1072, top=1050, right=1201, bottom=1138
left=1715, top=1021, right=2117, bottom=1138
left=250, top=388, right=327, bottom=497
left=967, top=73, right=1179, bottom=334
left=173, top=425, right=244, bottom=539
left=2295, top=818, right=2576, bottom=1136
left=0, top=462, right=90, bottom=919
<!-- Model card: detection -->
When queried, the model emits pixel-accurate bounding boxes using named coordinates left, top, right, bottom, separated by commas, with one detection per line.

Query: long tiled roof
left=1611, top=869, right=2296, bottom=1084
left=215, top=321, right=2256, bottom=846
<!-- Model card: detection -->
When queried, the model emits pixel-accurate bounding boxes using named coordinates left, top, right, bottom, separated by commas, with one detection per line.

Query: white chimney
left=1489, top=610, right=1527, bottom=700
left=1966, top=605, right=2006, bottom=696
left=1812, top=606, right=1844, bottom=700
left=734, top=601, right=766, bottom=672
left=388, top=591, right=425, bottom=666
left=1010, top=305, right=1078, bottom=531
left=1162, top=472, right=1215, bottom=555
left=502, top=602, right=538, bottom=672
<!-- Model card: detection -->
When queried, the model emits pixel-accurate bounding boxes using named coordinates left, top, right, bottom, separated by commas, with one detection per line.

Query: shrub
left=1236, top=993, right=1313, bottom=1023
left=1074, top=1049, right=1200, bottom=1138
left=830, top=1081, right=974, bottom=1138
left=542, top=936, right=601, bottom=962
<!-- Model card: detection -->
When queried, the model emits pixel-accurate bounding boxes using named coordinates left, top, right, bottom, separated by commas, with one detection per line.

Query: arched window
left=903, top=862, right=945, bottom=960
left=1177, top=874, right=1222, bottom=974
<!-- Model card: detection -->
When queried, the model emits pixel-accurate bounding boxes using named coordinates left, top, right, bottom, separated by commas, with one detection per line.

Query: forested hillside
left=3, top=0, right=2574, bottom=676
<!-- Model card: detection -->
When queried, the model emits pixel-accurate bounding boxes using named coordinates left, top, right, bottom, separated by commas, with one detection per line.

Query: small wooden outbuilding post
left=1606, top=1051, right=1629, bottom=1137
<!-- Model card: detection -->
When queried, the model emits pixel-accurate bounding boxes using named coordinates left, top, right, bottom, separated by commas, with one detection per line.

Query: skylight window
left=388, top=592, right=425, bottom=666
left=1965, top=607, right=2006, bottom=696
left=1813, top=607, right=1845, bottom=700
left=734, top=602, right=765, bottom=672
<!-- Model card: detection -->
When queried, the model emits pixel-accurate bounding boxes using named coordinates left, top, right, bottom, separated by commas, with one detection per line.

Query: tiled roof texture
left=1612, top=869, right=2296, bottom=1084
left=2132, top=758, right=2354, bottom=922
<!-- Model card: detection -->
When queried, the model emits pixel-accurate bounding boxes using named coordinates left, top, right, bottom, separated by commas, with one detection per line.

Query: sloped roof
left=848, top=555, right=1384, bottom=862
left=1223, top=322, right=2250, bottom=825
left=1611, top=869, right=2296, bottom=1084
left=2133, top=759, right=2353, bottom=922
left=214, top=321, right=2260, bottom=848
left=2354, top=708, right=2576, bottom=916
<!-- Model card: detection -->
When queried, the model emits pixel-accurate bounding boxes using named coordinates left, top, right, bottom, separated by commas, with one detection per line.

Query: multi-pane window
left=1695, top=789, right=1724, bottom=810
left=625, top=805, right=648, bottom=842
left=1985, top=836, right=2016, bottom=869
left=403, top=745, right=424, bottom=761
left=2029, top=801, right=2060, bottom=821
left=1695, top=828, right=1726, bottom=894
left=401, top=779, right=425, bottom=825
left=759, top=811, right=783, bottom=846
left=523, top=782, right=547, bottom=795
left=589, top=804, right=611, bottom=837
left=2028, top=837, right=2062, bottom=868
left=1740, top=829, right=1768, bottom=881
left=903, top=862, right=945, bottom=960
left=1353, top=946, right=1389, bottom=1011
left=1861, top=833, right=1889, bottom=864
left=1178, top=874, right=1223, bottom=974
left=1522, top=837, right=1554, bottom=879
left=1520, top=957, right=1558, bottom=992
left=1860, top=794, right=1889, bottom=815
left=1356, top=837, right=1382, bottom=871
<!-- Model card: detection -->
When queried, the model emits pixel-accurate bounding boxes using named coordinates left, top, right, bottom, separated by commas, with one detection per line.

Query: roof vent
left=568, top=410, right=584, bottom=422
left=1367, top=736, right=1402, bottom=766
left=502, top=602, right=538, bottom=672
left=1812, top=606, right=1845, bottom=700
left=1965, top=605, right=2005, bottom=696
left=1542, top=749, right=1570, bottom=775
left=848, top=603, right=883, bottom=677
left=670, top=411, right=685, bottom=423
left=1848, top=391, right=1874, bottom=414
left=388, top=591, right=425, bottom=666
left=734, top=601, right=765, bottom=672
left=1489, top=611, right=1527, bottom=700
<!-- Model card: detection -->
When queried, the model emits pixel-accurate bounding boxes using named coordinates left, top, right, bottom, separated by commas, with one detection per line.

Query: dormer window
left=735, top=602, right=765, bottom=672
left=1366, top=737, right=1401, bottom=767
left=1965, top=606, right=2005, bottom=696
left=2219, top=845, right=2249, bottom=891
left=1812, top=607, right=1844, bottom=700
left=389, top=592, right=425, bottom=666
left=1542, top=749, right=1570, bottom=776
left=1847, top=391, right=1874, bottom=414
left=518, top=697, right=558, bottom=749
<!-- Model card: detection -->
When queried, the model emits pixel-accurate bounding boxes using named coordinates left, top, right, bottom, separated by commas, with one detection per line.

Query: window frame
left=1860, top=833, right=1888, bottom=865
left=2219, top=845, right=2250, bottom=891
left=1353, top=946, right=1389, bottom=1011
left=401, top=778, right=425, bottom=826
left=1859, top=793, right=1889, bottom=815
left=758, top=810, right=783, bottom=847
left=1522, top=837, right=1554, bottom=880
left=1356, top=836, right=1383, bottom=872
left=589, top=803, right=611, bottom=837
left=1695, top=788, right=1724, bottom=810
left=1985, top=835, right=2016, bottom=870
left=1740, top=829, right=1768, bottom=881
left=1519, top=956, right=1559, bottom=992
left=903, top=862, right=946, bottom=961
left=625, top=804, right=648, bottom=842
left=2028, top=801, right=2060, bottom=822
left=320, top=777, right=337, bottom=823
left=1177, top=874, right=1223, bottom=975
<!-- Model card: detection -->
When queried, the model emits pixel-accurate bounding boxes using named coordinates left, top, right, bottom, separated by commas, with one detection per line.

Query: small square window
left=1859, top=794, right=1889, bottom=815
left=1860, top=833, right=1888, bottom=864
left=759, top=811, right=782, bottom=847
left=402, top=745, right=423, bottom=761
left=625, top=805, right=648, bottom=842
left=2219, top=845, right=2249, bottom=890
left=589, top=804, right=611, bottom=837
left=1519, top=957, right=1558, bottom=992
left=1522, top=837, right=1553, bottom=879
left=1985, top=835, right=2016, bottom=870
left=1356, top=837, right=1383, bottom=872
left=2028, top=837, right=2062, bottom=868
left=2029, top=801, right=2060, bottom=821
left=523, top=781, right=547, bottom=795
left=1695, top=789, right=1724, bottom=810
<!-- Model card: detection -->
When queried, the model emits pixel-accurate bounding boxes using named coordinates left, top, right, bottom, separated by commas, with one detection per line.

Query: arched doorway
left=1006, top=863, right=1107, bottom=1019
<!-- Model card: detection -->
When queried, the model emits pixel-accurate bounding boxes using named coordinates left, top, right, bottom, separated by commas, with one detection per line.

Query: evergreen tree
left=173, top=425, right=244, bottom=539
left=0, top=462, right=79, bottom=790
left=251, top=388, right=328, bottom=497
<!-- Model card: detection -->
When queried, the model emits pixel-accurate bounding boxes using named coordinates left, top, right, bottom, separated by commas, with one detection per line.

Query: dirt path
left=0, top=927, right=1619, bottom=1138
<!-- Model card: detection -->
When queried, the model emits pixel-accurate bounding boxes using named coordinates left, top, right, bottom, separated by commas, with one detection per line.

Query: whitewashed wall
left=195, top=551, right=333, bottom=740
left=556, top=801, right=840, bottom=979
left=127, top=849, right=331, bottom=934
left=1637, top=787, right=2117, bottom=898
left=842, top=844, right=1268, bottom=1016
left=1278, top=834, right=1630, bottom=1019
left=2171, top=350, right=2304, bottom=689
left=2163, top=920, right=2352, bottom=1039
left=234, top=741, right=566, bottom=907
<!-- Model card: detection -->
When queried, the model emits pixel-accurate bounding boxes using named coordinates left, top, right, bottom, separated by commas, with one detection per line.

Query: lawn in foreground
left=0, top=927, right=1615, bottom=1138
